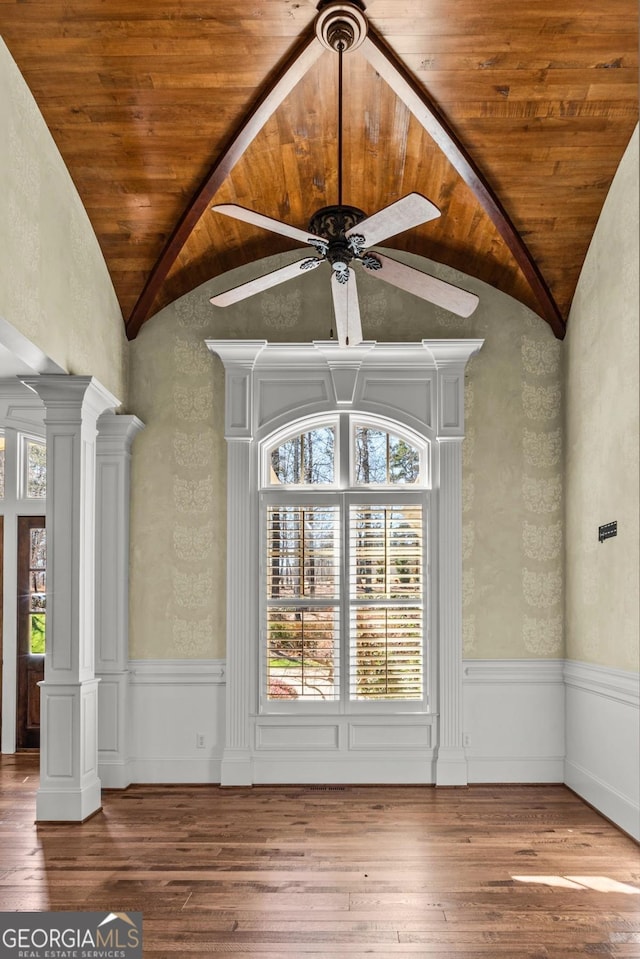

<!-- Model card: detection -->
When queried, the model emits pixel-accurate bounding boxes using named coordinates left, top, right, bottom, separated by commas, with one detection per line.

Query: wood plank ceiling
left=0, top=0, right=637, bottom=339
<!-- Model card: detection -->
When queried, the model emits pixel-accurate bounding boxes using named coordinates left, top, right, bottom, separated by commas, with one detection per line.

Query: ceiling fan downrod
left=313, top=3, right=371, bottom=282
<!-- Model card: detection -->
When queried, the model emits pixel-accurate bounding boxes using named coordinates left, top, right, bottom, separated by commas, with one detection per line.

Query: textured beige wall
left=129, top=251, right=563, bottom=660
left=0, top=40, right=127, bottom=403
left=565, top=126, right=639, bottom=672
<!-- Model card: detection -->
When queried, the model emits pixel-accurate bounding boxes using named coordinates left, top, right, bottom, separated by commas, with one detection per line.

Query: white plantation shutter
left=349, top=504, right=424, bottom=700
left=266, top=504, right=340, bottom=701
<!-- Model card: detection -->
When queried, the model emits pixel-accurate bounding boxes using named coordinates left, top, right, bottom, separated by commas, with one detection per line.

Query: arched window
left=261, top=414, right=428, bottom=710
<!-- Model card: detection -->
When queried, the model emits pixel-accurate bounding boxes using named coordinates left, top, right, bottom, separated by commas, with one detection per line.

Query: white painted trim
left=251, top=755, right=435, bottom=784
left=467, top=757, right=565, bottom=782
left=564, top=759, right=640, bottom=841
left=563, top=659, right=639, bottom=706
left=0, top=316, right=66, bottom=377
left=128, top=758, right=223, bottom=784
left=128, top=660, right=226, bottom=685
left=464, top=659, right=565, bottom=684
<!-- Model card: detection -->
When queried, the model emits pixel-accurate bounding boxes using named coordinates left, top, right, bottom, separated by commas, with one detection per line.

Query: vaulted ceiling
left=1, top=0, right=637, bottom=340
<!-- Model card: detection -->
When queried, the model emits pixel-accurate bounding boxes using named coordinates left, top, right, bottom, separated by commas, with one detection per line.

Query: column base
left=220, top=749, right=253, bottom=786
left=38, top=679, right=102, bottom=820
left=435, top=747, right=468, bottom=786
left=36, top=778, right=102, bottom=822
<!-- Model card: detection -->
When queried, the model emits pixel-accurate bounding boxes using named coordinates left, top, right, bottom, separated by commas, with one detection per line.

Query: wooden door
left=16, top=516, right=46, bottom=750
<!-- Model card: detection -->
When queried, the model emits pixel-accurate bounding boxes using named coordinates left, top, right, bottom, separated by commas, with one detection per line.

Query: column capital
left=206, top=340, right=267, bottom=370
left=206, top=341, right=266, bottom=439
left=20, top=374, right=120, bottom=422
left=96, top=412, right=145, bottom=454
left=422, top=339, right=484, bottom=369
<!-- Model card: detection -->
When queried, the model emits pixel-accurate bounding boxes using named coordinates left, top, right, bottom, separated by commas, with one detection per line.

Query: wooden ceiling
left=1, top=0, right=637, bottom=339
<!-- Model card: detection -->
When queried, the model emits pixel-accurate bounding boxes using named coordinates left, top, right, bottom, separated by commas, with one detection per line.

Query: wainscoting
left=564, top=659, right=640, bottom=840
left=102, top=657, right=640, bottom=839
left=463, top=659, right=566, bottom=783
left=251, top=714, right=436, bottom=784
left=126, top=660, right=225, bottom=784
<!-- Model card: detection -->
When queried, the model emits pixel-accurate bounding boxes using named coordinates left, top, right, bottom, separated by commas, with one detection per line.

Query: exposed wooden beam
left=126, top=29, right=325, bottom=340
left=361, top=31, right=566, bottom=339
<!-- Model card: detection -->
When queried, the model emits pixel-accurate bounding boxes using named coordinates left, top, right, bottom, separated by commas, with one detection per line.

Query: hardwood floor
left=0, top=754, right=638, bottom=958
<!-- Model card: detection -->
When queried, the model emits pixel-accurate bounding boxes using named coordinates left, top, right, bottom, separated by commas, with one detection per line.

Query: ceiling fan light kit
left=209, top=0, right=480, bottom=346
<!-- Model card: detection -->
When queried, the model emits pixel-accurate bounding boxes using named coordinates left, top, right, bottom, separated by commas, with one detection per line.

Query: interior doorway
left=16, top=515, right=46, bottom=750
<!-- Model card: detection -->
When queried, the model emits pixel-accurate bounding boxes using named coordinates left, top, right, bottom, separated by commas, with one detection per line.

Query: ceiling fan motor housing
left=308, top=205, right=367, bottom=278
left=308, top=204, right=366, bottom=238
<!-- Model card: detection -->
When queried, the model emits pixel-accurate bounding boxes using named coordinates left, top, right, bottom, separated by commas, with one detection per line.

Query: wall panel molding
left=128, top=659, right=226, bottom=685
left=563, top=659, right=639, bottom=706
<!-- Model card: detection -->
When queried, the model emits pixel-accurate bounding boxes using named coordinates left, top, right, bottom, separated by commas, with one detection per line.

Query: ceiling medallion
left=315, top=2, right=368, bottom=52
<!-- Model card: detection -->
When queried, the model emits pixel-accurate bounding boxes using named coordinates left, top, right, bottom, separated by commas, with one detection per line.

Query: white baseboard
left=565, top=758, right=639, bottom=841
left=99, top=760, right=133, bottom=790
left=467, top=756, right=564, bottom=782
left=128, top=757, right=223, bottom=784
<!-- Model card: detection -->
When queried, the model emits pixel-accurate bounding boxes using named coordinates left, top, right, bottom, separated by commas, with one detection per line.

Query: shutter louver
left=266, top=505, right=340, bottom=701
left=349, top=505, right=424, bottom=700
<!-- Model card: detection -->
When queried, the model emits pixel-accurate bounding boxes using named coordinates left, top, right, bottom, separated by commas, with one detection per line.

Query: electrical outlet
left=463, top=733, right=471, bottom=748
left=196, top=733, right=206, bottom=749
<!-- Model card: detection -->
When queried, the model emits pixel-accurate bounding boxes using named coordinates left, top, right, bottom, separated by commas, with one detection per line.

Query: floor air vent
left=307, top=785, right=348, bottom=791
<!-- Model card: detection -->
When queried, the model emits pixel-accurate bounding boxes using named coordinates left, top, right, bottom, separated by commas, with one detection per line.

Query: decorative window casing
left=207, top=339, right=482, bottom=787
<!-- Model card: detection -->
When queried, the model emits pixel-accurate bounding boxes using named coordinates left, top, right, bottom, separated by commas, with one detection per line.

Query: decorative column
left=206, top=341, right=266, bottom=786
left=425, top=341, right=483, bottom=786
left=95, top=412, right=144, bottom=789
left=21, top=375, right=119, bottom=821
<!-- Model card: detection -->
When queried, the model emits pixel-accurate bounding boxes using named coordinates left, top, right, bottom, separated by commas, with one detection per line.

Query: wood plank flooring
left=0, top=755, right=638, bottom=958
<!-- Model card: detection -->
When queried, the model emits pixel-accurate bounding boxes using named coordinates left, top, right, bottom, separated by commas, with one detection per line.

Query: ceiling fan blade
left=212, top=203, right=323, bottom=246
left=372, top=253, right=479, bottom=317
left=331, top=271, right=363, bottom=348
left=210, top=257, right=321, bottom=307
left=346, top=193, right=440, bottom=247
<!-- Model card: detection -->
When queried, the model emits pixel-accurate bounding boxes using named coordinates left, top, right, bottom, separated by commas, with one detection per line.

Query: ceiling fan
left=209, top=3, right=479, bottom=346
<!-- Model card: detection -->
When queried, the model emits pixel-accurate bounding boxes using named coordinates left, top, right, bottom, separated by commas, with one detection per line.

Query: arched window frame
left=259, top=412, right=431, bottom=715
left=261, top=412, right=429, bottom=490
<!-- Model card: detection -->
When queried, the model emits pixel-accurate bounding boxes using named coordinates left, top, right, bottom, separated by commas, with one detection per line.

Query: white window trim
left=207, top=339, right=483, bottom=786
